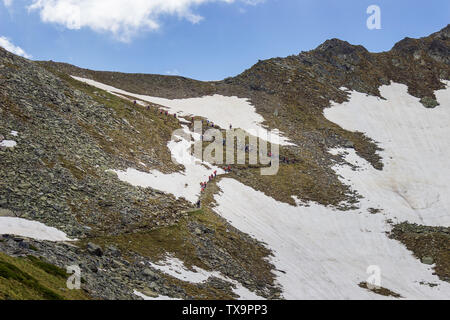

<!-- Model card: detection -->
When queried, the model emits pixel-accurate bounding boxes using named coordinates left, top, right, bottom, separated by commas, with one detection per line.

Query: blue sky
left=0, top=0, right=448, bottom=80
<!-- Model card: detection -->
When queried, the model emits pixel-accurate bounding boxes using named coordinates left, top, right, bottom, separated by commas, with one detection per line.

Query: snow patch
left=112, top=126, right=224, bottom=203
left=71, top=76, right=294, bottom=146
left=211, top=82, right=450, bottom=299
left=214, top=178, right=450, bottom=300
left=0, top=140, right=17, bottom=148
left=133, top=290, right=181, bottom=300
left=149, top=256, right=263, bottom=300
left=0, top=217, right=73, bottom=242
left=324, top=82, right=450, bottom=226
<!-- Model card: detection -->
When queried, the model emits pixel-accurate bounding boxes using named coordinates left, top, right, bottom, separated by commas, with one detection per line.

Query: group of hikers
left=200, top=166, right=232, bottom=191
left=189, top=116, right=217, bottom=129
left=196, top=164, right=233, bottom=207
left=135, top=100, right=180, bottom=120
left=158, top=108, right=177, bottom=119
left=281, top=156, right=296, bottom=164
left=200, top=170, right=218, bottom=193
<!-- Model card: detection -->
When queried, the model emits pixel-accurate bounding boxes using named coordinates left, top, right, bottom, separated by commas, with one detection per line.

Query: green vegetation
left=0, top=253, right=90, bottom=300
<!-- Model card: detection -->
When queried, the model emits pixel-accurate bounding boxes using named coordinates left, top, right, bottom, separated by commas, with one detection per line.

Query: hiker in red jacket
left=214, top=170, right=217, bottom=178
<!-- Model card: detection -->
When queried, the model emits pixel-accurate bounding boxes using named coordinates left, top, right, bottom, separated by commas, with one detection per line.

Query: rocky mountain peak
left=315, top=38, right=369, bottom=56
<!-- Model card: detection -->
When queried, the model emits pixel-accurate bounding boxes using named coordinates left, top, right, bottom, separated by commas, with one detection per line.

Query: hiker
left=229, top=124, right=232, bottom=130
left=134, top=100, right=137, bottom=105
left=214, top=170, right=217, bottom=178
left=196, top=200, right=201, bottom=208
left=223, top=139, right=226, bottom=146
left=174, top=113, right=177, bottom=118
left=146, top=105, right=150, bottom=111
left=227, top=165, right=231, bottom=172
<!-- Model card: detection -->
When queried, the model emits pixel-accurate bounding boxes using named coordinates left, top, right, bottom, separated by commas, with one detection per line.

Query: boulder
left=87, top=242, right=103, bottom=257
left=421, top=256, right=434, bottom=265
left=143, top=268, right=158, bottom=280
left=343, top=140, right=355, bottom=149
left=106, top=245, right=121, bottom=257
left=420, top=97, right=439, bottom=108
left=141, top=288, right=158, bottom=298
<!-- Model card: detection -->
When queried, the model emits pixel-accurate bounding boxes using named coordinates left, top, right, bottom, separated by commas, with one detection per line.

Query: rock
left=343, top=140, right=355, bottom=149
left=18, top=240, right=30, bottom=249
left=194, top=228, right=203, bottom=236
left=420, top=97, right=439, bottom=108
left=106, top=245, right=121, bottom=257
left=392, top=58, right=401, bottom=67
left=143, top=268, right=158, bottom=279
left=87, top=242, right=103, bottom=257
left=0, top=208, right=14, bottom=217
left=90, top=264, right=99, bottom=273
left=141, top=288, right=159, bottom=298
left=421, top=256, right=434, bottom=265
left=148, top=282, right=159, bottom=291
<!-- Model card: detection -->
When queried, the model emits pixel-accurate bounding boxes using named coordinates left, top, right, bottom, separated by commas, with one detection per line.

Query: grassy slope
left=0, top=252, right=90, bottom=300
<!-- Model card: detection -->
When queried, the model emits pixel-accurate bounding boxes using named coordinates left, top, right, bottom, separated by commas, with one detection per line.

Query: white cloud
left=3, top=0, right=13, bottom=7
left=166, top=69, right=180, bottom=76
left=26, top=0, right=264, bottom=42
left=0, top=36, right=32, bottom=58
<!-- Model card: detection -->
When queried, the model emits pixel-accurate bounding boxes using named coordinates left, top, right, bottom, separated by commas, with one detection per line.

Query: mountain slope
left=0, top=25, right=449, bottom=299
